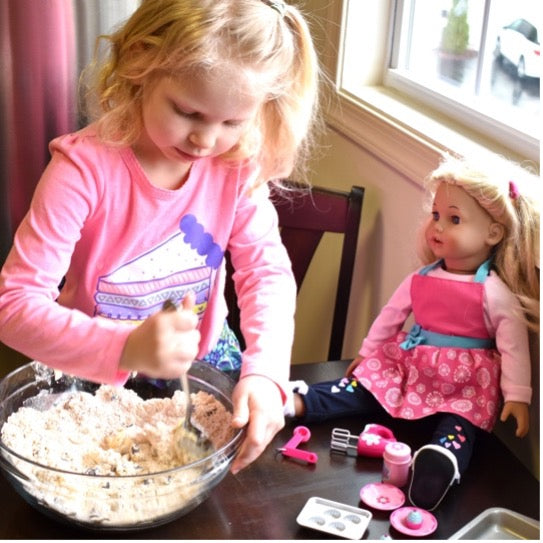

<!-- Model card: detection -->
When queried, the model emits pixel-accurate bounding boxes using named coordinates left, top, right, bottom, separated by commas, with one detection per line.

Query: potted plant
left=438, top=0, right=477, bottom=83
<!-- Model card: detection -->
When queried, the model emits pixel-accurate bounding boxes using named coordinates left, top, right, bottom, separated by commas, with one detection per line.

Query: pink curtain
left=1, top=0, right=76, bottom=249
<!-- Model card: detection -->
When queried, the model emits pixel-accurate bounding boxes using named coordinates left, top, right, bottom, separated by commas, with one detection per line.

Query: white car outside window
left=495, top=18, right=540, bottom=79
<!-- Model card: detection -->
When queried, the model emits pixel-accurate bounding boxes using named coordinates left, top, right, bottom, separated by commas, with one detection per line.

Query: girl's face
left=136, top=64, right=265, bottom=186
left=425, top=182, right=504, bottom=274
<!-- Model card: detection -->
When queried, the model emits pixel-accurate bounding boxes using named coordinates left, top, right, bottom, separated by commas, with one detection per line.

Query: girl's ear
left=487, top=222, right=505, bottom=246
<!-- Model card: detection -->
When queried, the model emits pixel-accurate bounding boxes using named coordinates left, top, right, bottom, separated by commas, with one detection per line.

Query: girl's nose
left=189, top=126, right=217, bottom=151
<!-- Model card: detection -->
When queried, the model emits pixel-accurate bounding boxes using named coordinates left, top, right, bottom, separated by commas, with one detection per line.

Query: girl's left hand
left=229, top=375, right=285, bottom=474
left=500, top=401, right=530, bottom=437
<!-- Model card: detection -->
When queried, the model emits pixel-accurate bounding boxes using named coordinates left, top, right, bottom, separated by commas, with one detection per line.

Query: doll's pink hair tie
left=508, top=180, right=520, bottom=200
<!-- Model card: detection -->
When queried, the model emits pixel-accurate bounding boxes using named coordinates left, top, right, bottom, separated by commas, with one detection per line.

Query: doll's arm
left=357, top=272, right=415, bottom=358
left=500, top=401, right=530, bottom=437
left=345, top=356, right=363, bottom=376
left=485, top=275, right=532, bottom=437
left=346, top=273, right=415, bottom=377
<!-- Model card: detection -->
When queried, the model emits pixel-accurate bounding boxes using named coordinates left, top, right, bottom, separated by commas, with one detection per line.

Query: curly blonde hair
left=417, top=153, right=540, bottom=331
left=82, top=0, right=321, bottom=187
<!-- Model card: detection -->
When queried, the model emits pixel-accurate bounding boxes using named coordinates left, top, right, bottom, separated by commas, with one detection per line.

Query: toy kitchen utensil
left=331, top=423, right=397, bottom=457
left=278, top=425, right=318, bottom=464
left=382, top=441, right=412, bottom=487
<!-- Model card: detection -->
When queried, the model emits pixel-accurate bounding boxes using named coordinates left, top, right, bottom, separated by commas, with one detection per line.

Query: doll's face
left=425, top=182, right=504, bottom=274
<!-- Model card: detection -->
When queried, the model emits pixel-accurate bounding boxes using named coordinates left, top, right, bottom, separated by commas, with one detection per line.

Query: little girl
left=0, top=0, right=320, bottom=474
left=287, top=153, right=540, bottom=510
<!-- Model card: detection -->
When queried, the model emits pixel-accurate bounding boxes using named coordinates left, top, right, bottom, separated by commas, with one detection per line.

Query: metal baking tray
left=449, top=508, right=539, bottom=540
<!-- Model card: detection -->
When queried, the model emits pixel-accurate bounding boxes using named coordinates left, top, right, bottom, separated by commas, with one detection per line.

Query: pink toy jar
left=382, top=441, right=412, bottom=488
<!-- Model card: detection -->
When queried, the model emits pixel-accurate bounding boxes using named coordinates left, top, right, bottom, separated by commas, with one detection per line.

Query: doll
left=287, top=153, right=540, bottom=510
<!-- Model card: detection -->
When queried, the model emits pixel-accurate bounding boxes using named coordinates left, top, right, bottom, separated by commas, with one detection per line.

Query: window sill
left=325, top=85, right=539, bottom=185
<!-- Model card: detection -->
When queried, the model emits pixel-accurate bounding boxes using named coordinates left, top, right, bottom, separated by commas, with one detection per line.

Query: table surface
left=0, top=360, right=540, bottom=539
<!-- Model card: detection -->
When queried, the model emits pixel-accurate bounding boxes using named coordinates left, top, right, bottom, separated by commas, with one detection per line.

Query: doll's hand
left=345, top=356, right=363, bottom=377
left=119, top=292, right=200, bottom=378
left=229, top=375, right=285, bottom=474
left=500, top=401, right=530, bottom=438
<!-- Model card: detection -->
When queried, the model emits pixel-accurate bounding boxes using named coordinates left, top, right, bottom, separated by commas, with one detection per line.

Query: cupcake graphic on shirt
left=94, top=215, right=223, bottom=324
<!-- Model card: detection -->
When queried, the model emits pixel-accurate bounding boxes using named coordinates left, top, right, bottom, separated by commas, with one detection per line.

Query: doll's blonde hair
left=418, top=153, right=540, bottom=331
left=83, top=0, right=320, bottom=186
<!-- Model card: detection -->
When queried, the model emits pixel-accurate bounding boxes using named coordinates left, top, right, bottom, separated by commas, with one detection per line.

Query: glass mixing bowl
left=0, top=361, right=243, bottom=531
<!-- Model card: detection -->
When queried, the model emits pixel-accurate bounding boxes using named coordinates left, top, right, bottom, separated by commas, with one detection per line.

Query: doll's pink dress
left=352, top=260, right=500, bottom=431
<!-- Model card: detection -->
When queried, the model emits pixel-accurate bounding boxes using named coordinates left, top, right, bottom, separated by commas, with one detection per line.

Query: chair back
left=226, top=181, right=364, bottom=361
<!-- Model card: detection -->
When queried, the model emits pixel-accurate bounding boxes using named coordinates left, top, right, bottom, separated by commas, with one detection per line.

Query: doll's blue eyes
left=432, top=211, right=460, bottom=225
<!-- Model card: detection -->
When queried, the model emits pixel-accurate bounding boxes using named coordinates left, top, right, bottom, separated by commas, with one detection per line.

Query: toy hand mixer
left=330, top=423, right=397, bottom=458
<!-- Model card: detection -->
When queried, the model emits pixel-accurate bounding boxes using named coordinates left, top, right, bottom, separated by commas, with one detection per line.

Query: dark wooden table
left=0, top=361, right=539, bottom=539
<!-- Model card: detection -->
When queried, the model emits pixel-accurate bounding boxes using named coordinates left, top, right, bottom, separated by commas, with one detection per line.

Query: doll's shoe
left=283, top=380, right=309, bottom=417
left=408, top=444, right=460, bottom=511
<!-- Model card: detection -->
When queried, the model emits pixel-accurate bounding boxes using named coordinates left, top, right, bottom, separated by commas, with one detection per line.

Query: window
left=333, top=0, right=540, bottom=162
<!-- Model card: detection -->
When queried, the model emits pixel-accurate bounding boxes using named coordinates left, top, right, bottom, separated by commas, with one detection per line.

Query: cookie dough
left=1, top=384, right=235, bottom=527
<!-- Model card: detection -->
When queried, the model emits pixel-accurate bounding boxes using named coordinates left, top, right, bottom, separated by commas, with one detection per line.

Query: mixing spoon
left=162, top=299, right=213, bottom=461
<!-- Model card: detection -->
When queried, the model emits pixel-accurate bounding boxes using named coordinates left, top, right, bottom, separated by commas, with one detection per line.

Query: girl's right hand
left=119, top=292, right=200, bottom=378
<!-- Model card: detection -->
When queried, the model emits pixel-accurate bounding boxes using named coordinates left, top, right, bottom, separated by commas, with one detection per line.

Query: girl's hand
left=119, top=292, right=200, bottom=378
left=500, top=401, right=530, bottom=438
left=229, top=375, right=285, bottom=474
left=345, top=356, right=363, bottom=377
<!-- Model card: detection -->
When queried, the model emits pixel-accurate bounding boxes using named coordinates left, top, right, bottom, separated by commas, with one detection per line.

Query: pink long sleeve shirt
left=0, top=126, right=296, bottom=392
left=358, top=266, right=532, bottom=404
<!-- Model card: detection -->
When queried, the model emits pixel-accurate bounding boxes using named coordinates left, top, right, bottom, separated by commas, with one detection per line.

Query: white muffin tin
left=296, top=497, right=372, bottom=539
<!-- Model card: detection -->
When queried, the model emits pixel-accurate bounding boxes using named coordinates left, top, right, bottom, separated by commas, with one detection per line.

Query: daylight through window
left=340, top=0, right=540, bottom=160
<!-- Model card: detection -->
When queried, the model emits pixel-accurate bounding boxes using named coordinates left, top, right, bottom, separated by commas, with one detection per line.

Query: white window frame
left=321, top=0, right=540, bottom=184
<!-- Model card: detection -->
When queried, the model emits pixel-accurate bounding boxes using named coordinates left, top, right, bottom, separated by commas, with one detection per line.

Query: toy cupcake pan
left=297, top=497, right=372, bottom=539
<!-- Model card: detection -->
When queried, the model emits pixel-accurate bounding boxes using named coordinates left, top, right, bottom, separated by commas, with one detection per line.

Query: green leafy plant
left=440, top=0, right=469, bottom=55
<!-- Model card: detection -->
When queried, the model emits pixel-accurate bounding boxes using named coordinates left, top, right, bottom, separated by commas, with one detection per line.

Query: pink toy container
left=382, top=441, right=412, bottom=488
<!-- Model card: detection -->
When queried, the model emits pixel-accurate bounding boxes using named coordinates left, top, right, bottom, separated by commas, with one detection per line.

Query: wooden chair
left=226, top=181, right=365, bottom=361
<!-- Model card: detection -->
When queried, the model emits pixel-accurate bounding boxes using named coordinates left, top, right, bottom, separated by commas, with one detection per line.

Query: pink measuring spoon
left=279, top=426, right=318, bottom=464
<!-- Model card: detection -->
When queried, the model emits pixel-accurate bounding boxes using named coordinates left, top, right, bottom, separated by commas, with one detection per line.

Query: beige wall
left=291, top=127, right=427, bottom=363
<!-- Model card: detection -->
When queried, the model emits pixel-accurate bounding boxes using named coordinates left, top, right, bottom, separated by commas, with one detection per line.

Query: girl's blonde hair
left=418, top=153, right=540, bottom=331
left=83, top=0, right=321, bottom=187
